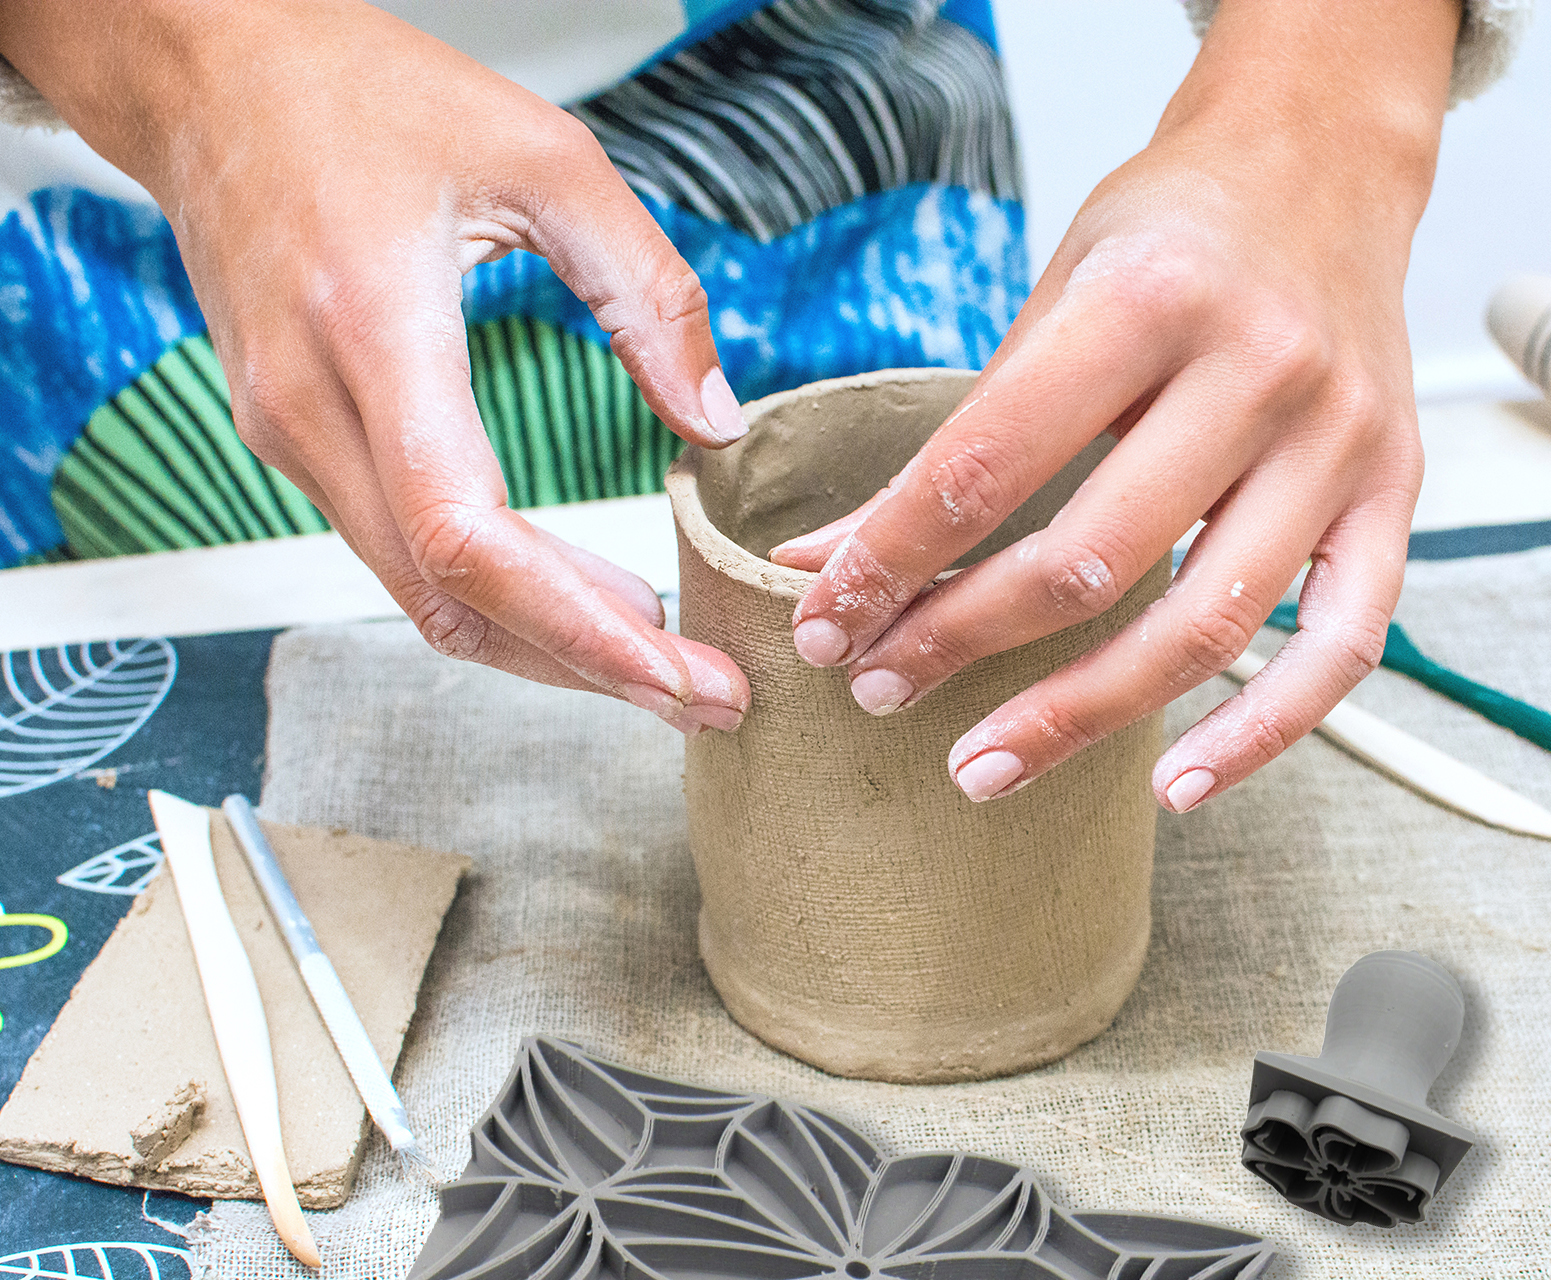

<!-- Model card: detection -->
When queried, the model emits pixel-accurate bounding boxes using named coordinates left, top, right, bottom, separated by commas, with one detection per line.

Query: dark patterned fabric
left=574, top=0, right=1020, bottom=241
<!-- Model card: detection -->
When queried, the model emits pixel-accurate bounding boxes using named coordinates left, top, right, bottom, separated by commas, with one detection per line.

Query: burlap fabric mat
left=189, top=547, right=1551, bottom=1278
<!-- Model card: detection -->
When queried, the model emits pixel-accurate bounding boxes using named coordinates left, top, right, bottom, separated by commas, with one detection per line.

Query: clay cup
left=666, top=368, right=1168, bottom=1083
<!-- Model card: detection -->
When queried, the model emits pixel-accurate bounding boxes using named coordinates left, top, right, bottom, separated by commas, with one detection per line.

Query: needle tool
left=222, top=794, right=441, bottom=1180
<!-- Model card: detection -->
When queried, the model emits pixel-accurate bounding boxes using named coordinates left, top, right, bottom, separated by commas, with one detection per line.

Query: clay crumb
left=131, top=1080, right=206, bottom=1170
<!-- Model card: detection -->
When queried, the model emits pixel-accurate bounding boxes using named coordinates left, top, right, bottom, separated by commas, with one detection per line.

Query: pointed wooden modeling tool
left=1226, top=650, right=1551, bottom=840
left=147, top=790, right=321, bottom=1269
left=222, top=794, right=439, bottom=1179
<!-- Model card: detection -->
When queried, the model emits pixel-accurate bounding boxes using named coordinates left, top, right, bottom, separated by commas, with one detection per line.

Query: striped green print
left=51, top=336, right=327, bottom=559
left=50, top=317, right=681, bottom=559
left=467, top=314, right=683, bottom=507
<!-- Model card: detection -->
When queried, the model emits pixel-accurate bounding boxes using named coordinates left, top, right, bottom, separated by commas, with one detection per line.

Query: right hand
left=0, top=0, right=751, bottom=734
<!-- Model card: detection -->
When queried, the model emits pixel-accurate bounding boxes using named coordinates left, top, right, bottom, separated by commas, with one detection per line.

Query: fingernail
left=850, top=668, right=914, bottom=716
left=771, top=529, right=820, bottom=559
left=954, top=750, right=1026, bottom=802
left=621, top=681, right=687, bottom=723
left=767, top=539, right=804, bottom=566
left=699, top=367, right=747, bottom=445
left=793, top=617, right=850, bottom=667
left=1164, top=767, right=1216, bottom=813
left=681, top=703, right=744, bottom=733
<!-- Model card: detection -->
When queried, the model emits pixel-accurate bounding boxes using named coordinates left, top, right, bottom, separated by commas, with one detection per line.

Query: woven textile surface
left=189, top=548, right=1551, bottom=1278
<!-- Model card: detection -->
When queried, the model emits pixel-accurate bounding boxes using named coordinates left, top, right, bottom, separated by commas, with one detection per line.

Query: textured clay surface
left=667, top=369, right=1166, bottom=1083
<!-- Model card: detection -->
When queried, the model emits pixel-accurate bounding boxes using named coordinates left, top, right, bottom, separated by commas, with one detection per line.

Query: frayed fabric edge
left=183, top=1209, right=225, bottom=1280
left=139, top=1190, right=223, bottom=1280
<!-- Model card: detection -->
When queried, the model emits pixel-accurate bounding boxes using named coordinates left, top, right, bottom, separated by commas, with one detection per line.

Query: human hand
left=771, top=0, right=1459, bottom=805
left=0, top=0, right=750, bottom=734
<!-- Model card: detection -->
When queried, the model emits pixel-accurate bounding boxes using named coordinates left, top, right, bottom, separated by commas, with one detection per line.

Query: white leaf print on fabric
left=0, top=1242, right=189, bottom=1279
left=0, top=639, right=176, bottom=799
left=56, top=831, right=164, bottom=896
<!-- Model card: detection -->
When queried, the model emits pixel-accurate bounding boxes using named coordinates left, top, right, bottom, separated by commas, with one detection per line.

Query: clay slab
left=0, top=814, right=469, bottom=1207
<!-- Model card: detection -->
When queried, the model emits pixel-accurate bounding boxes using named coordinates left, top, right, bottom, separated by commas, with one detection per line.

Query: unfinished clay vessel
left=666, top=368, right=1168, bottom=1083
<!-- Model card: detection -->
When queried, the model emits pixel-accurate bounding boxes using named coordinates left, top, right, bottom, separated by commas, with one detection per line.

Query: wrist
left=0, top=0, right=218, bottom=197
left=1158, top=0, right=1458, bottom=231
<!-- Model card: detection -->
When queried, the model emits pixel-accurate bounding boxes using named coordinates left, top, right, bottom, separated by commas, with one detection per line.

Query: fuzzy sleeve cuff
left=0, top=55, right=67, bottom=128
left=1181, top=0, right=1533, bottom=106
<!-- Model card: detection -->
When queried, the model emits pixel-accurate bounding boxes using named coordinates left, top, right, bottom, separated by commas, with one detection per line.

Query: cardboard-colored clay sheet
left=0, top=814, right=469, bottom=1207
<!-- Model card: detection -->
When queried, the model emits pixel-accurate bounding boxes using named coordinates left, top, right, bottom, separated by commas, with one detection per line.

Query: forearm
left=1182, top=0, right=1528, bottom=107
left=1154, top=0, right=1459, bottom=280
left=0, top=1, right=381, bottom=205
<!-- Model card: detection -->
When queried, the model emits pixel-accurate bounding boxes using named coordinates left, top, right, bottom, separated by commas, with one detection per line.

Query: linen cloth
left=191, top=546, right=1551, bottom=1278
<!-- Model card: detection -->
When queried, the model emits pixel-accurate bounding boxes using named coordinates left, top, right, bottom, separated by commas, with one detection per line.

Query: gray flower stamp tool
left=411, top=1037, right=1274, bottom=1280
left=1241, top=950, right=1478, bottom=1227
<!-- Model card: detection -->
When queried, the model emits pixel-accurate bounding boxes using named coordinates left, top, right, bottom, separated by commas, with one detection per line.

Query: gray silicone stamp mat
left=410, top=1038, right=1274, bottom=1280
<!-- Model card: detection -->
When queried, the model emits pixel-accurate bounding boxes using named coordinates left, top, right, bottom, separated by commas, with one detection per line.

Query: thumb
left=515, top=116, right=747, bottom=449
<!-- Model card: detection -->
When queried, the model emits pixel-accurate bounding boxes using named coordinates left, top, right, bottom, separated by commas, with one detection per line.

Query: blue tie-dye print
left=0, top=189, right=205, bottom=562
left=466, top=184, right=1028, bottom=406
left=0, top=184, right=1025, bottom=567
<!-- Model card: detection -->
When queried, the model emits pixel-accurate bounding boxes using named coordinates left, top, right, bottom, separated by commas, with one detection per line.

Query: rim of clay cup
left=665, top=367, right=978, bottom=602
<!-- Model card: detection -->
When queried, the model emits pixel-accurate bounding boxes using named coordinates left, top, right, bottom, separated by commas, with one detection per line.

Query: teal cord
left=1265, top=601, right=1551, bottom=754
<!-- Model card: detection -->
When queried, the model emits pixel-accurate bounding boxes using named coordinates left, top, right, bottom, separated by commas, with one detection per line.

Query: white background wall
left=992, top=0, right=1551, bottom=405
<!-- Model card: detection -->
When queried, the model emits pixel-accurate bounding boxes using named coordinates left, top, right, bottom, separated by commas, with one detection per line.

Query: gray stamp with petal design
left=410, top=1037, right=1273, bottom=1280
left=1241, top=950, right=1478, bottom=1227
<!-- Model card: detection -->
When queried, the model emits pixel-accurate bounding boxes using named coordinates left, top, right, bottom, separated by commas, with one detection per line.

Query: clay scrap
left=0, top=814, right=469, bottom=1207
left=130, top=1079, right=207, bottom=1170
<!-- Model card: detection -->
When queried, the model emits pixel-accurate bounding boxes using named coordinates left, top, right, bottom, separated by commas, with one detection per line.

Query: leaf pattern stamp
left=0, top=640, right=176, bottom=799
left=411, top=1038, right=1274, bottom=1280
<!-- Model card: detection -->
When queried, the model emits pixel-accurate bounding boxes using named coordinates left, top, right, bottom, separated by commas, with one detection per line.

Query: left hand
left=770, top=0, right=1459, bottom=811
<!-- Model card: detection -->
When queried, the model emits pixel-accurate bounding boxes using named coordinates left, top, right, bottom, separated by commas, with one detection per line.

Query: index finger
left=789, top=242, right=1209, bottom=667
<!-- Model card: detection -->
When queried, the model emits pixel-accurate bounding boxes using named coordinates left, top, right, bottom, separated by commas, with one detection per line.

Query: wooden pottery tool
left=1224, top=650, right=1551, bottom=839
left=1487, top=272, right=1551, bottom=397
left=148, top=790, right=321, bottom=1268
left=222, top=794, right=439, bottom=1180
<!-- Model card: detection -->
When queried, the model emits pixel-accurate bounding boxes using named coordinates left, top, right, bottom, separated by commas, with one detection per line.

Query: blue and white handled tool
left=221, top=794, right=440, bottom=1179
